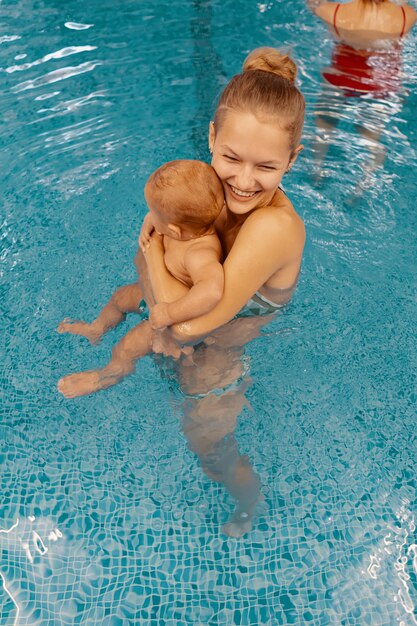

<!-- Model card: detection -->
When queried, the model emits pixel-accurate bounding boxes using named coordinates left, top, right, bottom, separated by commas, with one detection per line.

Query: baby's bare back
left=163, top=233, right=222, bottom=287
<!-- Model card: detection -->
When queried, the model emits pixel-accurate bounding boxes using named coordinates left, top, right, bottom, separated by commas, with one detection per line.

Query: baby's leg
left=57, top=320, right=153, bottom=398
left=57, top=283, right=143, bottom=344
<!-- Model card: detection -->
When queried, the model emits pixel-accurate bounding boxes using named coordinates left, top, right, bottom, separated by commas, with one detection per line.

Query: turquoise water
left=1, top=0, right=417, bottom=624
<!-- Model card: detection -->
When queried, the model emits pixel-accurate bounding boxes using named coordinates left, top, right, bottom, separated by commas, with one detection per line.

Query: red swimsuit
left=322, top=3, right=406, bottom=96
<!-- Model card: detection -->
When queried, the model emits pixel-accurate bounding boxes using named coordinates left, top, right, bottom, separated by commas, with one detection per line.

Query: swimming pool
left=1, top=0, right=417, bottom=623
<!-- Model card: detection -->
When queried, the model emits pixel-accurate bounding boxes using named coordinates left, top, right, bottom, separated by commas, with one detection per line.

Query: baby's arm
left=145, top=205, right=305, bottom=342
left=150, top=242, right=224, bottom=329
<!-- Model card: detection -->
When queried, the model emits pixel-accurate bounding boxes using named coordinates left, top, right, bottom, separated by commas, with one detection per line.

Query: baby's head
left=144, top=160, right=224, bottom=240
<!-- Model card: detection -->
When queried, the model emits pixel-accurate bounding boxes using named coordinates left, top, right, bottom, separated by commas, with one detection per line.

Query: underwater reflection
left=171, top=315, right=274, bottom=537
left=311, top=42, right=406, bottom=202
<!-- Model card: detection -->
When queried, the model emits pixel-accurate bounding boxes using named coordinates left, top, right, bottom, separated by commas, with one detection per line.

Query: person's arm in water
left=306, top=1, right=336, bottom=22
left=143, top=204, right=305, bottom=343
left=403, top=5, right=417, bottom=32
left=306, top=0, right=327, bottom=11
left=149, top=241, right=224, bottom=329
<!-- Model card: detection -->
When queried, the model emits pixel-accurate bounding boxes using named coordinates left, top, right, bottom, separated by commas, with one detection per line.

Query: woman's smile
left=227, top=183, right=259, bottom=200
left=210, top=110, right=300, bottom=215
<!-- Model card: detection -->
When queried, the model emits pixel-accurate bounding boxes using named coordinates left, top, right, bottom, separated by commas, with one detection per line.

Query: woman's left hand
left=143, top=231, right=164, bottom=257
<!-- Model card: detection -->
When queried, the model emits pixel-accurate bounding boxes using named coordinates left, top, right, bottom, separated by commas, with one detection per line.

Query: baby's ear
left=167, top=223, right=182, bottom=239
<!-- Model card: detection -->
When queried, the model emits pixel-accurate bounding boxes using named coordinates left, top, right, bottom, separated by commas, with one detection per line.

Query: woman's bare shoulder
left=237, top=194, right=305, bottom=256
left=246, top=191, right=304, bottom=235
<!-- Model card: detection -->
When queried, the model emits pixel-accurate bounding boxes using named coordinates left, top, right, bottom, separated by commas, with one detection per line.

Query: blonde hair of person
left=214, top=47, right=305, bottom=154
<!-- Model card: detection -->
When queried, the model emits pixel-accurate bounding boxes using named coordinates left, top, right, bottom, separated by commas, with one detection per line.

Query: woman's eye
left=259, top=165, right=276, bottom=171
left=224, top=154, right=238, bottom=162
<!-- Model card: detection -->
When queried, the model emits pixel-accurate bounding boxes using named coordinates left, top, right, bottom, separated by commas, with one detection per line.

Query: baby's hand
left=139, top=212, right=155, bottom=253
left=150, top=302, right=172, bottom=330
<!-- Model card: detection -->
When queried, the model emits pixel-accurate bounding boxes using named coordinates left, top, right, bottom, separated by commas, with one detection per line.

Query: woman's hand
left=143, top=230, right=164, bottom=259
left=138, top=212, right=155, bottom=253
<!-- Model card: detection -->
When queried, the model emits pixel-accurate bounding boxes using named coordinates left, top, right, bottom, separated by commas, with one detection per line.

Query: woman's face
left=209, top=110, right=302, bottom=216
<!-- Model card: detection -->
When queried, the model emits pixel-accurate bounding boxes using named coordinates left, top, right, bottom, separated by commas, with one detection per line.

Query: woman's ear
left=287, top=144, right=304, bottom=171
left=208, top=121, right=215, bottom=154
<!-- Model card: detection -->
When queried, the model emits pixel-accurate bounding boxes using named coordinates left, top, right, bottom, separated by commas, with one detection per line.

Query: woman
left=308, top=0, right=416, bottom=49
left=142, top=47, right=306, bottom=343
left=307, top=0, right=416, bottom=194
left=139, top=47, right=306, bottom=536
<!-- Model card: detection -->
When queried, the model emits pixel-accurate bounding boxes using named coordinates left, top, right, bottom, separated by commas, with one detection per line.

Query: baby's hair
left=145, top=160, right=224, bottom=231
left=214, top=47, right=305, bottom=152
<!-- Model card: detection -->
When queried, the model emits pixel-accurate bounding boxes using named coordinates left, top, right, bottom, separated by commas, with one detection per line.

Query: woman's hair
left=145, top=160, right=224, bottom=231
left=214, top=47, right=305, bottom=152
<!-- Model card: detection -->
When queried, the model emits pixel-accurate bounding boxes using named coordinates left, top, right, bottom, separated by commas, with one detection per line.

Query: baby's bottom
left=57, top=319, right=153, bottom=398
left=57, top=283, right=143, bottom=344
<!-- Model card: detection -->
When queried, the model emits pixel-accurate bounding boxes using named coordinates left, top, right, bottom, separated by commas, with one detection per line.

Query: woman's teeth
left=229, top=185, right=257, bottom=198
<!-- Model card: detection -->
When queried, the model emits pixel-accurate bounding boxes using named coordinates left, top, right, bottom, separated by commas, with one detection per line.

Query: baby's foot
left=57, top=318, right=103, bottom=344
left=57, top=371, right=103, bottom=398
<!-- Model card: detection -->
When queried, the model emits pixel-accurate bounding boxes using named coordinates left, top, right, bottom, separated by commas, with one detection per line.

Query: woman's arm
left=142, top=208, right=305, bottom=343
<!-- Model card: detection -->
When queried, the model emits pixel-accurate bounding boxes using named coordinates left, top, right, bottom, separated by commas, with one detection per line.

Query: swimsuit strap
left=333, top=3, right=341, bottom=37
left=332, top=3, right=405, bottom=40
left=400, top=5, right=406, bottom=37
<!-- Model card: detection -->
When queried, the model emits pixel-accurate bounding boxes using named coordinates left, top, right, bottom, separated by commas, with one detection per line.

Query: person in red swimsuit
left=309, top=0, right=415, bottom=49
left=307, top=0, right=416, bottom=197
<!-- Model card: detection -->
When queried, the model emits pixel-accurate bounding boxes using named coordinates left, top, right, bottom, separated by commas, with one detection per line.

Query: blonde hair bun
left=243, top=47, right=297, bottom=85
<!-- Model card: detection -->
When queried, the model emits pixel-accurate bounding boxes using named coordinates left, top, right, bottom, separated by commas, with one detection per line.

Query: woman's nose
left=235, top=165, right=255, bottom=190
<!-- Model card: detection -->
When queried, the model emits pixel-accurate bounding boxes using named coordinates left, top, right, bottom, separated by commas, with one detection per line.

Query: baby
left=57, top=160, right=224, bottom=398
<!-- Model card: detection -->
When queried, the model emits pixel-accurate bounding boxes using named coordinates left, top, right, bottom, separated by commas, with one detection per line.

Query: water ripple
left=33, top=91, right=108, bottom=122
left=64, top=22, right=94, bottom=31
left=4, top=46, right=97, bottom=74
left=0, top=35, right=21, bottom=44
left=11, top=60, right=100, bottom=92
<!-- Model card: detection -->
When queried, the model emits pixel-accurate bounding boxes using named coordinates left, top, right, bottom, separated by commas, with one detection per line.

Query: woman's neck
left=225, top=208, right=249, bottom=228
left=355, top=0, right=388, bottom=8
